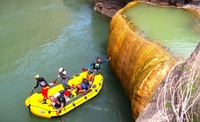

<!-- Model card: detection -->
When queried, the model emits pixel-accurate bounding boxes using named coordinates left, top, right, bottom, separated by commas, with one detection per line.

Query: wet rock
left=94, top=0, right=126, bottom=17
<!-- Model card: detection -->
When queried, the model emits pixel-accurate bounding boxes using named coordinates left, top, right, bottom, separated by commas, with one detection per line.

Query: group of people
left=31, top=56, right=111, bottom=115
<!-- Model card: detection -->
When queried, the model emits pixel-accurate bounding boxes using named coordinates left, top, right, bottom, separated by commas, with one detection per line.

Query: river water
left=0, top=0, right=133, bottom=122
left=123, top=3, right=200, bottom=59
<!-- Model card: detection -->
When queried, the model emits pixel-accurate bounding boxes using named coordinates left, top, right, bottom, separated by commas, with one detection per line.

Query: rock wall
left=136, top=42, right=200, bottom=122
left=94, top=0, right=200, bottom=17
left=107, top=1, right=176, bottom=119
left=135, top=7, right=200, bottom=122
left=94, top=0, right=129, bottom=17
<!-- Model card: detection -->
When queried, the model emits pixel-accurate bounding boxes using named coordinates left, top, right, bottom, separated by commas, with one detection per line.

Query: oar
left=82, top=68, right=88, bottom=71
left=30, top=89, right=34, bottom=96
left=58, top=115, right=63, bottom=122
left=28, top=104, right=32, bottom=117
left=28, top=89, right=34, bottom=117
left=53, top=106, right=63, bottom=122
left=53, top=76, right=59, bottom=84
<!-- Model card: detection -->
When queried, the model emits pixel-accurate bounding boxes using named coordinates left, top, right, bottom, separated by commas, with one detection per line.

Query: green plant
left=165, top=100, right=172, bottom=110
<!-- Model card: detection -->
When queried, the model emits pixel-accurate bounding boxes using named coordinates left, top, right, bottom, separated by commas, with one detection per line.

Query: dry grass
left=156, top=55, right=200, bottom=122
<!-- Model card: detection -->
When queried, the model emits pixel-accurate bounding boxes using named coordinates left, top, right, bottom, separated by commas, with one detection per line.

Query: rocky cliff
left=136, top=42, right=200, bottom=122
left=94, top=0, right=200, bottom=17
left=94, top=0, right=130, bottom=17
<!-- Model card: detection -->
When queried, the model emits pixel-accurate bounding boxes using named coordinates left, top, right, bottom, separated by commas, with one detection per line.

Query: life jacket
left=93, top=62, right=100, bottom=70
left=38, top=77, right=48, bottom=87
left=55, top=96, right=66, bottom=108
left=60, top=72, right=69, bottom=79
left=81, top=80, right=90, bottom=90
left=81, top=82, right=87, bottom=89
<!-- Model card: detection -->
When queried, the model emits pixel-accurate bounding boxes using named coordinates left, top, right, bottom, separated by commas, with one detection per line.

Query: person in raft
left=49, top=90, right=68, bottom=115
left=58, top=67, right=70, bottom=88
left=60, top=85, right=72, bottom=101
left=32, top=74, right=56, bottom=104
left=76, top=77, right=91, bottom=95
left=86, top=56, right=111, bottom=83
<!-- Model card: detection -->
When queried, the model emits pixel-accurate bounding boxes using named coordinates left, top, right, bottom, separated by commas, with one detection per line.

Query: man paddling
left=32, top=74, right=56, bottom=104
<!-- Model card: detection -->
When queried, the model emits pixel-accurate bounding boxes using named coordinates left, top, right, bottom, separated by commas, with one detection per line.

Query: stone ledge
left=94, top=0, right=126, bottom=17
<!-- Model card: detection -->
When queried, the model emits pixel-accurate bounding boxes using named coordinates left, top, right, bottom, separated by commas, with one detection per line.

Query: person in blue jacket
left=76, top=77, right=91, bottom=94
left=87, top=56, right=111, bottom=83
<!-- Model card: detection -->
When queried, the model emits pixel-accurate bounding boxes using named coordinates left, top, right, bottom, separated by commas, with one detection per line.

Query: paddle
left=53, top=106, right=63, bottom=122
left=53, top=76, right=59, bottom=84
left=48, top=76, right=59, bottom=86
left=58, top=115, right=63, bottom=122
left=28, top=89, right=34, bottom=117
left=82, top=68, right=88, bottom=71
left=28, top=104, right=32, bottom=117
left=30, top=89, right=34, bottom=96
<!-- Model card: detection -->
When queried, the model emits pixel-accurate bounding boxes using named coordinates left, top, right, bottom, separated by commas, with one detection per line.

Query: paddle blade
left=28, top=105, right=33, bottom=118
left=82, top=68, right=87, bottom=71
left=59, top=117, right=63, bottom=122
left=52, top=76, right=58, bottom=85
left=53, top=80, right=57, bottom=84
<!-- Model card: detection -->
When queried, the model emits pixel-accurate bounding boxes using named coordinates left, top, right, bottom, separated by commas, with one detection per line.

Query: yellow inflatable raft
left=25, top=71, right=103, bottom=118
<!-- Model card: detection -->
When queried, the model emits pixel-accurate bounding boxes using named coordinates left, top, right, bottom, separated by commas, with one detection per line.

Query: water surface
left=123, top=3, right=200, bottom=59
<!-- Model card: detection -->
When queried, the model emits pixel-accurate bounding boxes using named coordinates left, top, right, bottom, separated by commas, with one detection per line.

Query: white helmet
left=63, top=71, right=67, bottom=75
left=58, top=67, right=64, bottom=72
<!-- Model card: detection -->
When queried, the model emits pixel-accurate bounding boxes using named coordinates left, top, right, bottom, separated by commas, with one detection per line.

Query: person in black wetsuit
left=49, top=92, right=66, bottom=115
left=32, top=74, right=50, bottom=104
left=32, top=75, right=55, bottom=103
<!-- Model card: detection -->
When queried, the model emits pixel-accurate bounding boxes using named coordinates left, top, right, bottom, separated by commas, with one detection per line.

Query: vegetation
left=156, top=58, right=200, bottom=122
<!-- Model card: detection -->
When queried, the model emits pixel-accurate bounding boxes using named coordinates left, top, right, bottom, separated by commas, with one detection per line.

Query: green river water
left=124, top=3, right=200, bottom=59
left=0, top=0, right=133, bottom=122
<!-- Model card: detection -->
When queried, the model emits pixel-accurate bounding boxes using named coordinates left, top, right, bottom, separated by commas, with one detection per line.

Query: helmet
left=58, top=67, right=64, bottom=72
left=63, top=71, right=67, bottom=75
left=34, top=74, right=40, bottom=79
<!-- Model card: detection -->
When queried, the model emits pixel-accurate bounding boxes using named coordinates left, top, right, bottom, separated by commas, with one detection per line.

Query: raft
left=25, top=71, right=103, bottom=118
